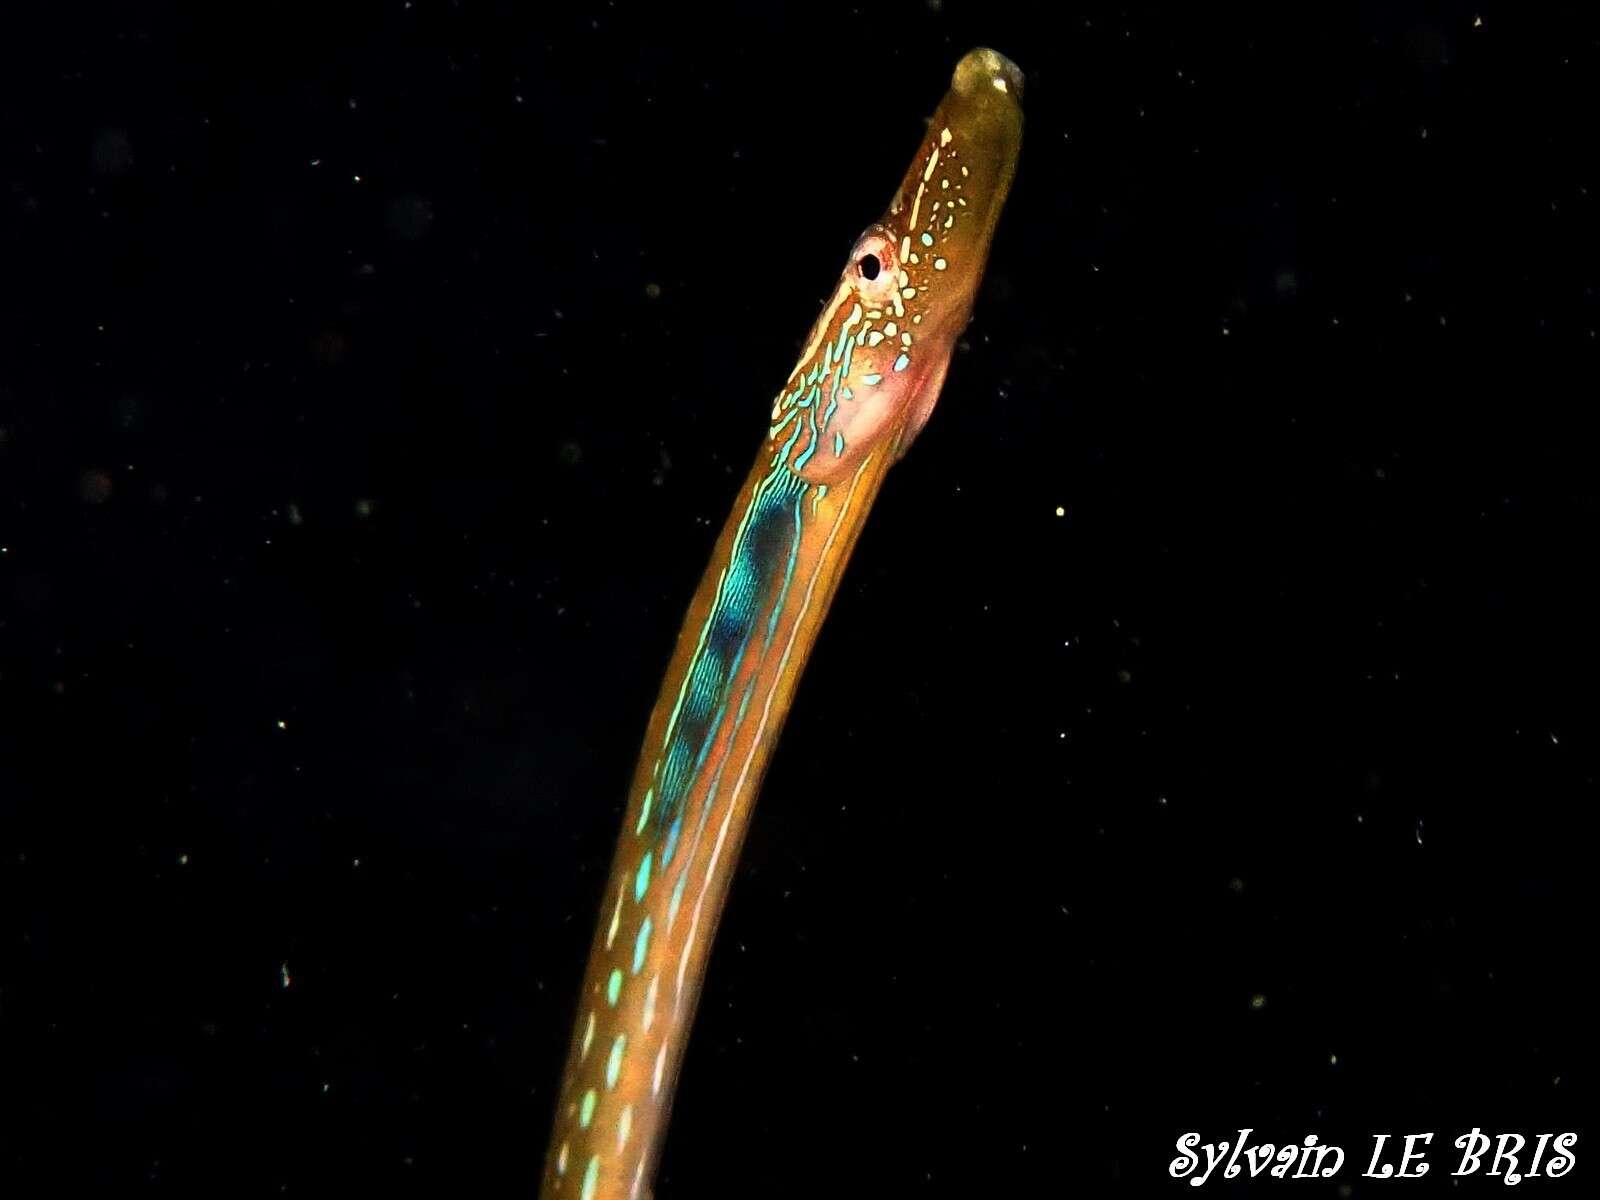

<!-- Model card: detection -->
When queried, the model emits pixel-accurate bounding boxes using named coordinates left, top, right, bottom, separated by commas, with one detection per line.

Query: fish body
left=541, top=48, right=1023, bottom=1200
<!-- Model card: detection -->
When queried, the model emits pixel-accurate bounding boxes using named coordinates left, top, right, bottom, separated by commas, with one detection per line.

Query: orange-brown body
left=540, top=49, right=1023, bottom=1200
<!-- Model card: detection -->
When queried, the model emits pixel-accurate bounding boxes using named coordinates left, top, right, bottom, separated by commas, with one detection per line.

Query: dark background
left=1, top=2, right=1593, bottom=1195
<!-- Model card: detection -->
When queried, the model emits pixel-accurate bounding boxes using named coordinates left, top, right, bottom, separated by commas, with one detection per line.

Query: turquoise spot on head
left=893, top=353, right=910, bottom=372
left=581, top=1155, right=600, bottom=1200
left=634, top=852, right=652, bottom=902
left=793, top=408, right=821, bottom=471
left=606, top=968, right=623, bottom=1007
left=606, top=1034, right=627, bottom=1089
left=579, top=1088, right=597, bottom=1129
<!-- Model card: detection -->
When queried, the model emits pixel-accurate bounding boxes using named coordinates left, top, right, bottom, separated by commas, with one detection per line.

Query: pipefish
left=540, top=48, right=1024, bottom=1200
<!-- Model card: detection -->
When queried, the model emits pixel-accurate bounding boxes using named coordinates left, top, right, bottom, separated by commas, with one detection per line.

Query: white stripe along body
left=540, top=49, right=1023, bottom=1200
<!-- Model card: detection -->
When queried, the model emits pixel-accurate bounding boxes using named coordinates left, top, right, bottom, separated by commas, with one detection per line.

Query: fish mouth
left=952, top=47, right=1025, bottom=104
left=898, top=48, right=1022, bottom=317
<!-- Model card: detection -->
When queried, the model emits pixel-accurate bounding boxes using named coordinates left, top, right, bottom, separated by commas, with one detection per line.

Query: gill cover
left=767, top=48, right=1024, bottom=487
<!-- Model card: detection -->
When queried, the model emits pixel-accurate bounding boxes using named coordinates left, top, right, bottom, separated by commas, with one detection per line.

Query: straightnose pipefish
left=539, top=48, right=1023, bottom=1200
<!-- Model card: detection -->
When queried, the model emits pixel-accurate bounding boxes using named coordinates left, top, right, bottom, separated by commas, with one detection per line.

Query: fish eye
left=848, top=228, right=899, bottom=303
